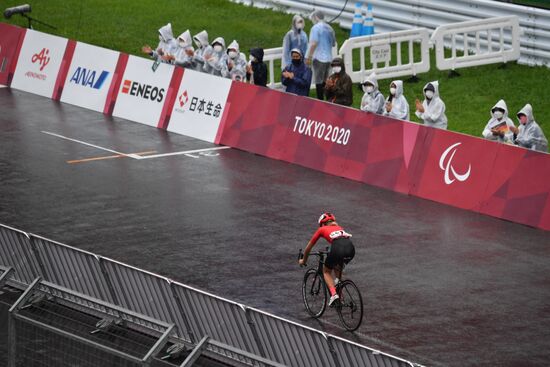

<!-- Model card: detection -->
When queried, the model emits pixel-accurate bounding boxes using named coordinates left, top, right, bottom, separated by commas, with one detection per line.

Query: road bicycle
left=298, top=248, right=363, bottom=331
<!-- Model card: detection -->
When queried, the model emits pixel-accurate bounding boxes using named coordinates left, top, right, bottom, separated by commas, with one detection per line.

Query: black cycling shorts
left=325, top=238, right=355, bottom=269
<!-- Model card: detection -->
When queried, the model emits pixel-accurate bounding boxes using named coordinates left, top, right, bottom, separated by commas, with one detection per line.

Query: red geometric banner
left=0, top=23, right=26, bottom=86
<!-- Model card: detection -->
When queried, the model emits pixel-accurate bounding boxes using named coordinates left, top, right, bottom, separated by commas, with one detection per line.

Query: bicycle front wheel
left=302, top=269, right=327, bottom=318
left=336, top=280, right=363, bottom=331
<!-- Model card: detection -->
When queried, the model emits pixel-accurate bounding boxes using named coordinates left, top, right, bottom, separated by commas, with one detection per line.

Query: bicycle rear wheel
left=336, top=280, right=363, bottom=331
left=302, top=269, right=327, bottom=318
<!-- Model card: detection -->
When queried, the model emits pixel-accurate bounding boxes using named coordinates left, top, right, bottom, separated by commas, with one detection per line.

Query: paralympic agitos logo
left=121, top=79, right=165, bottom=102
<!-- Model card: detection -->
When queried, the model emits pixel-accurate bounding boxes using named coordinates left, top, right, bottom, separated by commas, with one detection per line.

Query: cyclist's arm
left=302, top=229, right=322, bottom=263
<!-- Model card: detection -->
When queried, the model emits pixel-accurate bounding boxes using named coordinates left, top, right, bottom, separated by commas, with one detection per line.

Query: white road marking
left=42, top=131, right=230, bottom=161
left=42, top=131, right=132, bottom=157
left=137, top=146, right=231, bottom=160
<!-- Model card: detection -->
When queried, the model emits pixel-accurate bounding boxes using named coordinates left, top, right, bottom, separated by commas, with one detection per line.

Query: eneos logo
left=32, top=48, right=50, bottom=71
left=439, top=142, right=472, bottom=185
left=69, top=67, right=109, bottom=90
left=121, top=79, right=165, bottom=102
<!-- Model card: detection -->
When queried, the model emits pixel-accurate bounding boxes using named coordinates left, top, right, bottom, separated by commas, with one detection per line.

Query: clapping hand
left=415, top=99, right=424, bottom=113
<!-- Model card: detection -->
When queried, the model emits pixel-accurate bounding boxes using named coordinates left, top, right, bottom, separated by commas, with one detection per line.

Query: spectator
left=141, top=23, right=178, bottom=63
left=246, top=48, right=268, bottom=87
left=360, top=72, right=385, bottom=114
left=383, top=80, right=409, bottom=120
left=324, top=57, right=353, bottom=106
left=510, top=104, right=548, bottom=152
left=192, top=30, right=212, bottom=73
left=281, top=48, right=312, bottom=97
left=166, top=30, right=194, bottom=68
left=203, top=37, right=226, bottom=76
left=282, top=15, right=308, bottom=69
left=306, top=10, right=336, bottom=100
left=415, top=81, right=447, bottom=129
left=482, top=99, right=515, bottom=143
left=221, top=40, right=247, bottom=81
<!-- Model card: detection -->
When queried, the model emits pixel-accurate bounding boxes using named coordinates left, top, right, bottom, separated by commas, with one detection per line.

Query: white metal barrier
left=232, top=0, right=550, bottom=67
left=430, top=15, right=522, bottom=71
left=338, top=28, right=430, bottom=83
left=263, top=47, right=283, bottom=89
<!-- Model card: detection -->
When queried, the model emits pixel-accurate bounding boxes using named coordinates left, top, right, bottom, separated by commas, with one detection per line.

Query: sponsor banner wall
left=166, top=68, right=232, bottom=142
left=0, top=23, right=26, bottom=86
left=479, top=144, right=550, bottom=230
left=409, top=129, right=501, bottom=211
left=219, top=83, right=426, bottom=194
left=10, top=29, right=68, bottom=98
left=60, top=42, right=120, bottom=112
left=112, top=55, right=174, bottom=127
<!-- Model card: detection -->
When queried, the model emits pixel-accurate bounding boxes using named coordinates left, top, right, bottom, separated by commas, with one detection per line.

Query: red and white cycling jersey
left=309, top=225, right=352, bottom=245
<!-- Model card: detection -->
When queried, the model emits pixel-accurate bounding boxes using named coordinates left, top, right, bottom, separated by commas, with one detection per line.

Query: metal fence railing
left=0, top=223, right=420, bottom=367
left=232, top=0, right=550, bottom=67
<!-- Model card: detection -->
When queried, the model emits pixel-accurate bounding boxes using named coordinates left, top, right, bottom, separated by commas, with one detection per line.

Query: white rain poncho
left=220, top=40, right=247, bottom=81
left=415, top=81, right=447, bottom=129
left=173, top=30, right=194, bottom=68
left=384, top=80, right=409, bottom=120
left=482, top=99, right=515, bottom=143
left=360, top=72, right=385, bottom=115
left=515, top=104, right=548, bottom=153
left=152, top=23, right=178, bottom=63
left=203, top=36, right=226, bottom=76
left=192, top=30, right=212, bottom=72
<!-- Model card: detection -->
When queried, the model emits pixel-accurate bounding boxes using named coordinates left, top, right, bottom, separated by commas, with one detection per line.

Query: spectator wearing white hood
left=282, top=15, right=308, bottom=69
left=221, top=40, right=247, bottom=81
left=482, top=99, right=515, bottom=143
left=191, top=30, right=212, bottom=72
left=510, top=104, right=548, bottom=153
left=165, top=30, right=195, bottom=68
left=415, top=81, right=447, bottom=129
left=141, top=23, right=178, bottom=63
left=203, top=37, right=226, bottom=76
left=360, top=72, right=385, bottom=115
left=384, top=80, right=409, bottom=120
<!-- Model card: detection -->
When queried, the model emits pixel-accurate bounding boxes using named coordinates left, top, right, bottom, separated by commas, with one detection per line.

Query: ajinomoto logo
left=24, top=48, right=51, bottom=80
left=121, top=79, right=165, bottom=102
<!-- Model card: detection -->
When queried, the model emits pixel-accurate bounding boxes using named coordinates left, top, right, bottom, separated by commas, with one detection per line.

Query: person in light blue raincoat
left=171, top=30, right=195, bottom=68
left=482, top=99, right=515, bottom=144
left=191, top=30, right=212, bottom=73
left=220, top=40, right=247, bottom=81
left=282, top=15, right=308, bottom=69
left=384, top=80, right=409, bottom=120
left=203, top=37, right=226, bottom=76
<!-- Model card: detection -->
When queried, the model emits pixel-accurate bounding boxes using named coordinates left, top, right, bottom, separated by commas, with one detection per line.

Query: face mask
left=493, top=111, right=504, bottom=119
left=425, top=90, right=434, bottom=99
left=250, top=56, right=257, bottom=62
left=519, top=115, right=528, bottom=125
left=366, top=86, right=374, bottom=94
left=213, top=45, right=223, bottom=52
left=159, top=35, right=164, bottom=42
left=296, top=22, right=304, bottom=30
left=228, top=51, right=238, bottom=59
left=292, top=59, right=301, bottom=66
left=390, top=87, right=396, bottom=95
left=178, top=40, right=186, bottom=48
left=332, top=66, right=341, bottom=74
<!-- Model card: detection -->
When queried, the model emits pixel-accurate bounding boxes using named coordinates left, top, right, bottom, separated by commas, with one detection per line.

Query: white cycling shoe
left=328, top=293, right=340, bottom=307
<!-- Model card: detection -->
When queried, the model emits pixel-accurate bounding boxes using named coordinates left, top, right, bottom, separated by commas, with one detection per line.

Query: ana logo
left=439, top=142, right=472, bottom=185
left=69, top=67, right=109, bottom=89
left=31, top=48, right=50, bottom=71
left=121, top=79, right=165, bottom=102
left=178, top=90, right=189, bottom=107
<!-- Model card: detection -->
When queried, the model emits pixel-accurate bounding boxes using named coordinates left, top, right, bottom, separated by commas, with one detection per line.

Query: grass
left=3, top=0, right=550, bottom=139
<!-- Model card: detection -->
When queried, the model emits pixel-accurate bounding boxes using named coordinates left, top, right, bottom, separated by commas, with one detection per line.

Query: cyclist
left=299, top=212, right=355, bottom=306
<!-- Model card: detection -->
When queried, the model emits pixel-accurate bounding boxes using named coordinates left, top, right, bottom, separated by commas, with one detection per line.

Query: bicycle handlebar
left=298, top=248, right=329, bottom=267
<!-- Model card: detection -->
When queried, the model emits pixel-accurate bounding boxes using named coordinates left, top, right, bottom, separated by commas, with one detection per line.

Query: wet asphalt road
left=1, top=88, right=550, bottom=367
